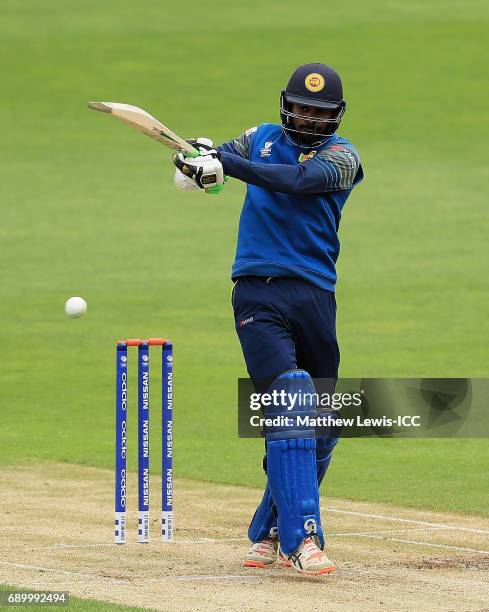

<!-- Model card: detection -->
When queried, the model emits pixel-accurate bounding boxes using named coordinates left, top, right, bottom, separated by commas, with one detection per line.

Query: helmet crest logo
left=305, top=73, right=325, bottom=92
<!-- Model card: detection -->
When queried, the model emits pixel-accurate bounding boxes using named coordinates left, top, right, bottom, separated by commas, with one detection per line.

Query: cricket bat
left=88, top=101, right=199, bottom=157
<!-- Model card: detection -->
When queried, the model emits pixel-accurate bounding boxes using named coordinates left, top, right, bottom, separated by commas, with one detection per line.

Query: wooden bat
left=88, top=101, right=199, bottom=156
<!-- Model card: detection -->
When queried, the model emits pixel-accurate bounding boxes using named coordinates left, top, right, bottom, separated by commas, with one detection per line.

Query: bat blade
left=88, top=101, right=198, bottom=156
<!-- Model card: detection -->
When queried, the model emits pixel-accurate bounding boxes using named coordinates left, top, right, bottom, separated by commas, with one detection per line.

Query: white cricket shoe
left=243, top=538, right=278, bottom=568
left=278, top=548, right=292, bottom=567
left=283, top=537, right=336, bottom=576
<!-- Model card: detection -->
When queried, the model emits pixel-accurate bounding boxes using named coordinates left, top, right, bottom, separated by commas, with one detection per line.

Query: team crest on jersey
left=299, top=150, right=317, bottom=162
left=260, top=141, right=273, bottom=157
left=305, top=73, right=325, bottom=92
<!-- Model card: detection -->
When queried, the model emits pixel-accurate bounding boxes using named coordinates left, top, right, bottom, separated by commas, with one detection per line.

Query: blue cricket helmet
left=280, top=63, right=346, bottom=146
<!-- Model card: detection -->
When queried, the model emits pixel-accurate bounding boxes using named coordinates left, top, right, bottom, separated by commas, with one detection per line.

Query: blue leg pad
left=248, top=438, right=339, bottom=544
left=263, top=370, right=323, bottom=554
left=267, top=438, right=323, bottom=554
left=316, top=437, right=340, bottom=485
left=247, top=485, right=278, bottom=542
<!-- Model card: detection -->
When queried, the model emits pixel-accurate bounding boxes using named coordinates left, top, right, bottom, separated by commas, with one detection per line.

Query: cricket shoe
left=278, top=548, right=292, bottom=568
left=283, top=537, right=336, bottom=576
left=243, top=538, right=278, bottom=568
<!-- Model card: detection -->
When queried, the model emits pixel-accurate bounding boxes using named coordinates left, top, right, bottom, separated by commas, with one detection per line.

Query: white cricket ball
left=65, top=296, right=87, bottom=318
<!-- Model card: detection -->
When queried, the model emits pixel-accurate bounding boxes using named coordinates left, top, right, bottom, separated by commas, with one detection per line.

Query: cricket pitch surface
left=1, top=464, right=488, bottom=611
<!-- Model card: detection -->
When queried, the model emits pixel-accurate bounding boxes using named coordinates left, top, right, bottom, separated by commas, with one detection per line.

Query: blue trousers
left=232, top=276, right=340, bottom=544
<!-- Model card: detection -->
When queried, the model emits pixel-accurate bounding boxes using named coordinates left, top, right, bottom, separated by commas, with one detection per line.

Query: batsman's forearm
left=218, top=151, right=324, bottom=195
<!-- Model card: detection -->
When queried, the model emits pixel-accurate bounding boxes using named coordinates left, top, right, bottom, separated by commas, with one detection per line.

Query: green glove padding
left=205, top=176, right=229, bottom=195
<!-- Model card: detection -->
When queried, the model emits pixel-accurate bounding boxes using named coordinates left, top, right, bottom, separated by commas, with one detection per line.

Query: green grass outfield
left=0, top=584, right=151, bottom=611
left=1, top=0, right=488, bottom=515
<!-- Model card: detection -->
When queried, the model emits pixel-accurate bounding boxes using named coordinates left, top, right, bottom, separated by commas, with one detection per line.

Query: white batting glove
left=174, top=168, right=200, bottom=191
left=173, top=152, right=224, bottom=190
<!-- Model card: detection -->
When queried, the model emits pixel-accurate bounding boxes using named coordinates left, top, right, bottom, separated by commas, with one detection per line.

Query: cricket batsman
left=173, top=63, right=364, bottom=575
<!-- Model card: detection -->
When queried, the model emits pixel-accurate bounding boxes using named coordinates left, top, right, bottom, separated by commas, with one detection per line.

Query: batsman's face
left=291, top=103, right=334, bottom=134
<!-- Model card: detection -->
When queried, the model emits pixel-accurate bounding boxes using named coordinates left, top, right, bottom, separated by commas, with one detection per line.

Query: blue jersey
left=217, top=124, right=363, bottom=291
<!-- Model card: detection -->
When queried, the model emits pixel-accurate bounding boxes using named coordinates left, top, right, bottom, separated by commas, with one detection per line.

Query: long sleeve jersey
left=217, top=123, right=364, bottom=292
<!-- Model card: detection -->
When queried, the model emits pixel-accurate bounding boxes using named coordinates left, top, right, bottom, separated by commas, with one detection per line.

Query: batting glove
left=173, top=152, right=224, bottom=190
left=186, top=137, right=218, bottom=158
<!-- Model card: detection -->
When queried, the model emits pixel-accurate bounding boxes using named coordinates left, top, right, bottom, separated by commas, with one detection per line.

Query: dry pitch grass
left=0, top=463, right=488, bottom=611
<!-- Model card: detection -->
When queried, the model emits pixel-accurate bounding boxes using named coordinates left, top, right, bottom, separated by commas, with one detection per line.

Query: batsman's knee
left=263, top=369, right=317, bottom=441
